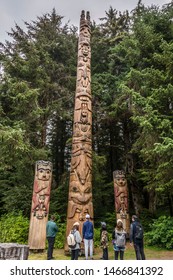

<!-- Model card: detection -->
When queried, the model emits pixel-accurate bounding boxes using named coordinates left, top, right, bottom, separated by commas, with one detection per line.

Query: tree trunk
left=168, top=194, right=173, bottom=217
left=130, top=180, right=143, bottom=215
left=148, top=189, right=156, bottom=215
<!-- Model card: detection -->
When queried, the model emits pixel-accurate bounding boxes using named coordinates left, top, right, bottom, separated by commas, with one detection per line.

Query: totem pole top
left=80, top=10, right=91, bottom=31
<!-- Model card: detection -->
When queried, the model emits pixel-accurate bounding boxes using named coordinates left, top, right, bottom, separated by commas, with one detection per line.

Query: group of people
left=46, top=213, right=94, bottom=260
left=100, top=215, right=146, bottom=260
left=46, top=214, right=145, bottom=260
left=69, top=213, right=94, bottom=260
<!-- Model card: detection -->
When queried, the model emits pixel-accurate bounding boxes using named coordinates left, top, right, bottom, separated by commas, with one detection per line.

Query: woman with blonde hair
left=112, top=219, right=126, bottom=260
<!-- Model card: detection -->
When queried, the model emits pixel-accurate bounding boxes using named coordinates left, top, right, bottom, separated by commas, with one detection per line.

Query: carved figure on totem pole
left=113, top=170, right=130, bottom=234
left=65, top=11, right=93, bottom=252
left=32, top=161, right=52, bottom=219
left=28, top=160, right=52, bottom=249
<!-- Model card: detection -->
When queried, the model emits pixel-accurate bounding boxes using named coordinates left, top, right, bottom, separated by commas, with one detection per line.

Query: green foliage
left=92, top=153, right=115, bottom=221
left=93, top=228, right=101, bottom=247
left=0, top=9, right=76, bottom=216
left=0, top=212, right=29, bottom=244
left=49, top=173, right=69, bottom=222
left=145, top=216, right=173, bottom=249
left=54, top=223, right=66, bottom=249
left=1, top=2, right=173, bottom=227
left=104, top=212, right=117, bottom=231
left=138, top=208, right=156, bottom=232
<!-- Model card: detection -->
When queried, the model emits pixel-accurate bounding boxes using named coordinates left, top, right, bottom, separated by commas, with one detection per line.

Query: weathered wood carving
left=113, top=170, right=130, bottom=234
left=0, top=243, right=29, bottom=260
left=28, top=160, right=52, bottom=249
left=65, top=11, right=93, bottom=251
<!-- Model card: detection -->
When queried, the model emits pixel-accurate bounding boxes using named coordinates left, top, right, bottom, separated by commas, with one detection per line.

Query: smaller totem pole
left=28, top=160, right=52, bottom=250
left=113, top=170, right=130, bottom=234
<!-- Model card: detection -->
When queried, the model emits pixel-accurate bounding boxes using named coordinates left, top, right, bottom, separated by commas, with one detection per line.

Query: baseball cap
left=86, top=214, right=90, bottom=219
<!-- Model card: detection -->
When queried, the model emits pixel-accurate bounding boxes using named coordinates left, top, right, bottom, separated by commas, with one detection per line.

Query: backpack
left=67, top=231, right=76, bottom=248
left=115, top=231, right=126, bottom=247
left=135, top=223, right=144, bottom=240
left=101, top=230, right=108, bottom=246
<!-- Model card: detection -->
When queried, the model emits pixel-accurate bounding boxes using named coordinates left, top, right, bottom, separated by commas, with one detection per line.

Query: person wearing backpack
left=130, top=215, right=146, bottom=260
left=112, top=219, right=126, bottom=260
left=100, top=222, right=109, bottom=260
left=70, top=222, right=82, bottom=260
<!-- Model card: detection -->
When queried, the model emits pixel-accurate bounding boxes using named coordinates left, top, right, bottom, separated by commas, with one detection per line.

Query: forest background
left=0, top=0, right=173, bottom=250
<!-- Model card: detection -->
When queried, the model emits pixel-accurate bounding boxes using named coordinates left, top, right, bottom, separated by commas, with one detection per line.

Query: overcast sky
left=0, top=0, right=170, bottom=42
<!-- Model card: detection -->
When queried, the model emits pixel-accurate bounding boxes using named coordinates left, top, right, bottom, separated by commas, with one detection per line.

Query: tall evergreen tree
left=0, top=9, right=77, bottom=216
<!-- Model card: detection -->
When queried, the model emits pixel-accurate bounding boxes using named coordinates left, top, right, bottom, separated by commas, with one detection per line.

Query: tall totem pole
left=65, top=11, right=93, bottom=251
left=113, top=170, right=130, bottom=235
left=28, top=160, right=52, bottom=249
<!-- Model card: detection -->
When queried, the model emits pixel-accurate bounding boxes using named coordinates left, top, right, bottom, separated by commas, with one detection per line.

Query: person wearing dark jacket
left=130, top=215, right=146, bottom=260
left=46, top=215, right=58, bottom=260
left=82, top=214, right=94, bottom=260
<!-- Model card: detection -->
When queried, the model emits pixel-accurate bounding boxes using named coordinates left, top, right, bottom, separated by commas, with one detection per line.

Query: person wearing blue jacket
left=82, top=214, right=94, bottom=260
left=46, top=215, right=58, bottom=260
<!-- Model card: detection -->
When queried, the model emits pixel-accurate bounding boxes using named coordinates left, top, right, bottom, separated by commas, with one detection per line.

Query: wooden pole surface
left=28, top=160, right=52, bottom=249
left=65, top=11, right=93, bottom=252
left=113, top=170, right=130, bottom=235
left=0, top=243, right=29, bottom=260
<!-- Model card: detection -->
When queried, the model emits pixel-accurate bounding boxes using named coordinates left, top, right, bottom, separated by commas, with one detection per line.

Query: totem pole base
left=0, top=243, right=29, bottom=260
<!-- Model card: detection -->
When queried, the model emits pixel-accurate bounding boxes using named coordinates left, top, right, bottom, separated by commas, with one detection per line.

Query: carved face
left=81, top=109, right=88, bottom=123
left=114, top=174, right=126, bottom=187
left=38, top=195, right=45, bottom=204
left=82, top=43, right=89, bottom=57
left=36, top=165, right=52, bottom=181
left=120, top=193, right=126, bottom=204
left=69, top=181, right=92, bottom=205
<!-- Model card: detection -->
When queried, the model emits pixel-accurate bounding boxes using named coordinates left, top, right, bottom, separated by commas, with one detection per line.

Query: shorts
left=113, top=244, right=125, bottom=251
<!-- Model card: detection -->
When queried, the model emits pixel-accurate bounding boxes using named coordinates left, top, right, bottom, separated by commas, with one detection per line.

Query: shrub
left=145, top=215, right=173, bottom=249
left=0, top=212, right=29, bottom=244
left=54, top=223, right=66, bottom=249
left=138, top=208, right=156, bottom=232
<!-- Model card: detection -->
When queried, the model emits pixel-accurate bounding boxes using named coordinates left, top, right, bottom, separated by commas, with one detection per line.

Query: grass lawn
left=28, top=242, right=173, bottom=260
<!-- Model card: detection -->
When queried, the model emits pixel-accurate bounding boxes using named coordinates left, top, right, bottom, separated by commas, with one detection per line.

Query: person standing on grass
left=130, top=215, right=146, bottom=260
left=112, top=219, right=126, bottom=260
left=70, top=222, right=82, bottom=260
left=100, top=222, right=109, bottom=260
left=82, top=214, right=94, bottom=260
left=46, top=215, right=58, bottom=260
